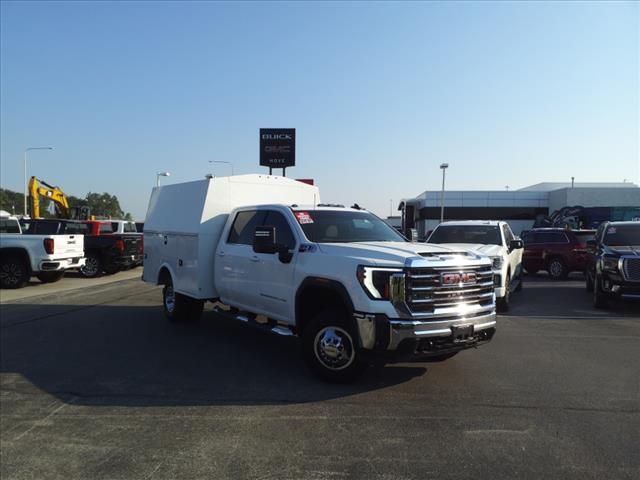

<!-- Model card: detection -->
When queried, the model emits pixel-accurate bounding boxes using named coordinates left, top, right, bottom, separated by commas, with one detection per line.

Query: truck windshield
left=296, top=210, right=406, bottom=243
left=428, top=225, right=502, bottom=246
left=603, top=226, right=640, bottom=246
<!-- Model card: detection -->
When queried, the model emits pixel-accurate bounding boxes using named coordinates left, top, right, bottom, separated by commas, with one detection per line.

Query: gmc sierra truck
left=143, top=175, right=497, bottom=382
left=0, top=214, right=85, bottom=288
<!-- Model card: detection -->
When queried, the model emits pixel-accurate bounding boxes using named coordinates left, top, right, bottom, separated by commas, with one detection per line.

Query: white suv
left=427, top=220, right=524, bottom=312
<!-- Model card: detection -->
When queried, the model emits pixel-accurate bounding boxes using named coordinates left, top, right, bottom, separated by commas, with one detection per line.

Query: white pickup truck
left=143, top=175, right=496, bottom=382
left=427, top=220, right=524, bottom=312
left=0, top=214, right=86, bottom=288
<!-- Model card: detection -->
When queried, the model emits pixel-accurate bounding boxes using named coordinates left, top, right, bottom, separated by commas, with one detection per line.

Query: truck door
left=217, top=210, right=266, bottom=311
left=250, top=210, right=298, bottom=322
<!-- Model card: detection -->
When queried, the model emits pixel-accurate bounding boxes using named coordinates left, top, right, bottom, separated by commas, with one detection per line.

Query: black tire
left=547, top=258, right=568, bottom=280
left=0, top=255, right=30, bottom=289
left=162, top=283, right=203, bottom=323
left=36, top=271, right=65, bottom=283
left=425, top=351, right=459, bottom=362
left=80, top=253, right=102, bottom=278
left=586, top=270, right=594, bottom=292
left=593, top=273, right=608, bottom=309
left=514, top=271, right=523, bottom=292
left=497, top=273, right=511, bottom=313
left=302, top=309, right=367, bottom=383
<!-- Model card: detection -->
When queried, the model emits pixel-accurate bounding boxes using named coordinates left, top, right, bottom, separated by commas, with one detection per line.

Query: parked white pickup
left=0, top=214, right=85, bottom=288
left=427, top=220, right=524, bottom=312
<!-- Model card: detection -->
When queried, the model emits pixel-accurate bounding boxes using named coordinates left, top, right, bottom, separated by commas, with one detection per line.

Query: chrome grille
left=406, top=265, right=494, bottom=314
left=623, top=257, right=640, bottom=281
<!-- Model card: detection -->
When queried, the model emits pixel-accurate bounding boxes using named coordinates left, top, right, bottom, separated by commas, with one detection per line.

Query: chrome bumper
left=355, top=310, right=496, bottom=351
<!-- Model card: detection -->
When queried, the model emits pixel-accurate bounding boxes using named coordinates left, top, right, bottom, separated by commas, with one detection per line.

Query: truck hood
left=429, top=243, right=503, bottom=257
left=604, top=245, right=640, bottom=256
left=316, top=241, right=482, bottom=267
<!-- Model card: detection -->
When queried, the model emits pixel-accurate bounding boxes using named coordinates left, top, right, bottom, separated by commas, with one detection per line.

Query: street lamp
left=439, top=163, right=449, bottom=223
left=156, top=172, right=170, bottom=187
left=24, top=146, right=54, bottom=216
left=208, top=160, right=234, bottom=176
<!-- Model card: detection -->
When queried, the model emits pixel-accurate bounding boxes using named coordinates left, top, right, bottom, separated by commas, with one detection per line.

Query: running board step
left=212, top=306, right=296, bottom=337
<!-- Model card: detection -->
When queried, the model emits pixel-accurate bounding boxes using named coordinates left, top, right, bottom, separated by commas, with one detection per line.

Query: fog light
left=494, top=274, right=501, bottom=286
left=612, top=285, right=620, bottom=293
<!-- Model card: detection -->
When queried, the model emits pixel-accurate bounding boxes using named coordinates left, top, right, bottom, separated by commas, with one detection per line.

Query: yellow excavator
left=28, top=176, right=91, bottom=220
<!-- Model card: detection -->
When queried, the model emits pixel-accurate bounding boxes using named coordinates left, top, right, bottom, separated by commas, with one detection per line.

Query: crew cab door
left=250, top=210, right=298, bottom=322
left=216, top=210, right=267, bottom=311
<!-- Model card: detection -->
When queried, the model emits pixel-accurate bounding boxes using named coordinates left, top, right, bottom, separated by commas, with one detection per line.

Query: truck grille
left=405, top=265, right=494, bottom=314
left=623, top=257, right=640, bottom=281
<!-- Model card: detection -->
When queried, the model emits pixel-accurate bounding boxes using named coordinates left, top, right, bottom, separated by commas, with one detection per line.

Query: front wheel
left=593, top=274, right=608, bottom=309
left=36, top=271, right=65, bottom=283
left=496, top=274, right=511, bottom=313
left=302, top=310, right=367, bottom=383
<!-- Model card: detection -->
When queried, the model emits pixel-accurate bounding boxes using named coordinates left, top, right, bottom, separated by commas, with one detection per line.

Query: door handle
left=217, top=251, right=225, bottom=257
left=250, top=256, right=260, bottom=262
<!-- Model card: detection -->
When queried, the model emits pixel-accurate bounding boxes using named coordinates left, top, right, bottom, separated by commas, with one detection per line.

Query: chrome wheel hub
left=314, top=326, right=355, bottom=371
left=549, top=261, right=562, bottom=277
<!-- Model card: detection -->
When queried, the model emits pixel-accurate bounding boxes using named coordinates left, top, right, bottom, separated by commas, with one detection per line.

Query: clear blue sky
left=1, top=1, right=638, bottom=219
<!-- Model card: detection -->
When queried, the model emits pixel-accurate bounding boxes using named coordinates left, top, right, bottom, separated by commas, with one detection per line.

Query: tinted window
left=603, top=225, right=640, bottom=246
left=65, top=223, right=90, bottom=235
left=296, top=211, right=405, bottom=243
left=0, top=219, right=21, bottom=233
left=228, top=210, right=267, bottom=245
left=123, top=222, right=137, bottom=233
left=34, top=222, right=60, bottom=235
left=573, top=232, right=595, bottom=245
left=263, top=211, right=296, bottom=249
left=428, top=225, right=502, bottom=246
left=521, top=231, right=537, bottom=244
left=99, top=223, right=113, bottom=234
left=502, top=225, right=514, bottom=244
left=135, top=222, right=144, bottom=233
left=537, top=232, right=569, bottom=244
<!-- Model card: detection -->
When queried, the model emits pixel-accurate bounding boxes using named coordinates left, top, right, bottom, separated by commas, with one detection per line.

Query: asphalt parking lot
left=1, top=273, right=639, bottom=480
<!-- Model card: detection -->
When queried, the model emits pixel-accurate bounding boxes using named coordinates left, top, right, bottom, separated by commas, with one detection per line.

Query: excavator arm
left=28, top=176, right=72, bottom=219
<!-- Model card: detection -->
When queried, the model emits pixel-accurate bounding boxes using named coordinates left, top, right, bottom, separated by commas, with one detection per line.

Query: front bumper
left=600, top=272, right=640, bottom=300
left=39, top=256, right=86, bottom=272
left=354, top=310, right=496, bottom=360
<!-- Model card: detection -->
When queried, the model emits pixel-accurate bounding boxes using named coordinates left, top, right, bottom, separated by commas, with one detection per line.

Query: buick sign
left=260, top=128, right=295, bottom=168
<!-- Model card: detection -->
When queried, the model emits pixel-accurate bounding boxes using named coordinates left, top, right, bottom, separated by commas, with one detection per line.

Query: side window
left=36, top=222, right=59, bottom=235
left=99, top=223, right=113, bottom=234
left=111, top=222, right=119, bottom=232
left=263, top=211, right=296, bottom=249
left=227, top=210, right=266, bottom=245
left=0, top=219, right=21, bottom=233
left=501, top=225, right=513, bottom=245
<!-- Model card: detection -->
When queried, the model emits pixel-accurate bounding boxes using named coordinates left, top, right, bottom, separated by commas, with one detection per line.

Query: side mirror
left=510, top=239, right=524, bottom=250
left=253, top=226, right=277, bottom=254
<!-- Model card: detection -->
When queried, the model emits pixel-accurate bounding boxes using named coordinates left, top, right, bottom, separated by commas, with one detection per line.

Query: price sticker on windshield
left=607, top=227, right=617, bottom=234
left=294, top=212, right=314, bottom=224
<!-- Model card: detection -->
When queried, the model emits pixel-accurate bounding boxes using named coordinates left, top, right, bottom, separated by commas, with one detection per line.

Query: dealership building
left=398, top=181, right=640, bottom=238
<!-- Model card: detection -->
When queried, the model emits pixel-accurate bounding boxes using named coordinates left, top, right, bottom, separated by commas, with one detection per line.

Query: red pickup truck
left=521, top=228, right=596, bottom=279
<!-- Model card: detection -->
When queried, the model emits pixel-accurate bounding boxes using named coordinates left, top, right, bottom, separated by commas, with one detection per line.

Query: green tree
left=85, top=192, right=125, bottom=218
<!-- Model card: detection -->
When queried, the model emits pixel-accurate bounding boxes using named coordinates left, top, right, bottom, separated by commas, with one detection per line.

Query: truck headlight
left=357, top=266, right=402, bottom=300
left=490, top=256, right=503, bottom=270
left=602, top=257, right=619, bottom=272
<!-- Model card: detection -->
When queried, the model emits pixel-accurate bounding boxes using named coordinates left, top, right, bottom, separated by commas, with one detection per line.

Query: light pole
left=24, top=146, right=54, bottom=216
left=439, top=163, right=448, bottom=223
left=156, top=172, right=170, bottom=187
left=208, top=160, right=234, bottom=176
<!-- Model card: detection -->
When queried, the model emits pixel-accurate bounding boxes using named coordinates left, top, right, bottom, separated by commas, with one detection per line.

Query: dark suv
left=521, top=228, right=596, bottom=279
left=586, top=221, right=640, bottom=308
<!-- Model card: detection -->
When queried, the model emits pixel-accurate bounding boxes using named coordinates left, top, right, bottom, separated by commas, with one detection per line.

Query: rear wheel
left=80, top=253, right=102, bottom=278
left=162, top=282, right=203, bottom=322
left=593, top=273, right=608, bottom=309
left=547, top=258, right=568, bottom=280
left=0, top=255, right=30, bottom=289
left=36, top=271, right=65, bottom=283
left=302, top=309, right=367, bottom=383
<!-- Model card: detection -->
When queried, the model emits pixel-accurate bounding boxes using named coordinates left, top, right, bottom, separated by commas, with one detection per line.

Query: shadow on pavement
left=0, top=303, right=426, bottom=407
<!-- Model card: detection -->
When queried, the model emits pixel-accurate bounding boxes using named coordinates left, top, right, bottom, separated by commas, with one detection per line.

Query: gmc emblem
left=441, top=272, right=477, bottom=286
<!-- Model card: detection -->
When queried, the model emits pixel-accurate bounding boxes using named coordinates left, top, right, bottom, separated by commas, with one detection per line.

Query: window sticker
left=294, top=212, right=314, bottom=224
left=607, top=227, right=616, bottom=234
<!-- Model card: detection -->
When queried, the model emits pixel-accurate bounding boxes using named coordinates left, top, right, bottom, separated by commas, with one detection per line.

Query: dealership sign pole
left=260, top=128, right=295, bottom=177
